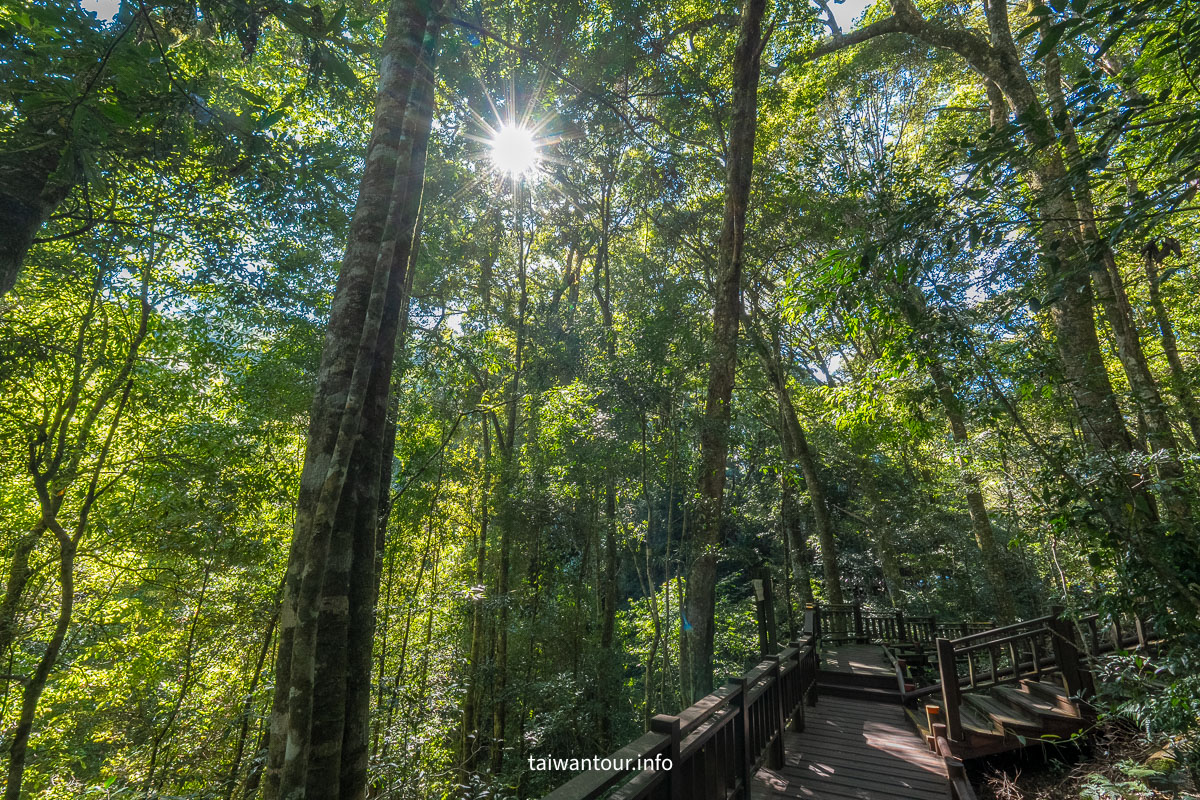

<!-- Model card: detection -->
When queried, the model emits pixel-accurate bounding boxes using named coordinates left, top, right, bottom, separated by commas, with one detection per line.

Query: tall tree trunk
left=874, top=523, right=903, bottom=610
left=6, top=257, right=145, bottom=798
left=594, top=171, right=622, bottom=747
left=461, top=414, right=490, bottom=773
left=810, top=0, right=1200, bottom=605
left=639, top=415, right=662, bottom=727
left=1142, top=247, right=1200, bottom=448
left=924, top=358, right=1017, bottom=622
left=0, top=126, right=73, bottom=296
left=685, top=0, right=768, bottom=699
left=897, top=293, right=1015, bottom=621
left=146, top=569, right=210, bottom=794
left=748, top=321, right=843, bottom=606
left=1043, top=49, right=1194, bottom=537
left=263, top=3, right=441, bottom=797
left=489, top=181, right=529, bottom=776
left=4, top=532, right=74, bottom=800
left=0, top=524, right=46, bottom=675
left=779, top=454, right=814, bottom=611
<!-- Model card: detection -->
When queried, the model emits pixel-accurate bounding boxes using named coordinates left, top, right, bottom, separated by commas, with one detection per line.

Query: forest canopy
left=2, top=0, right=1200, bottom=796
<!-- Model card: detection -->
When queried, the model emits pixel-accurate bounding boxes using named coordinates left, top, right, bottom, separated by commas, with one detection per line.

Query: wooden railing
left=804, top=602, right=992, bottom=645
left=543, top=635, right=819, bottom=800
left=1080, top=611, right=1152, bottom=658
left=911, top=607, right=1156, bottom=744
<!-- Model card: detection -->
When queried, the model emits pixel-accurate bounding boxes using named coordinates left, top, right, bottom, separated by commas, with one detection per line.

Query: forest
left=2, top=0, right=1200, bottom=796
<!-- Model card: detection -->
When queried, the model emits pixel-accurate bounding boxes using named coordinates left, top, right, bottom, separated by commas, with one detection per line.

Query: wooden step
left=959, top=703, right=1002, bottom=736
left=963, top=693, right=1042, bottom=733
left=922, top=700, right=999, bottom=737
left=993, top=685, right=1081, bottom=723
left=1021, top=678, right=1078, bottom=713
left=816, top=669, right=897, bottom=691
left=816, top=682, right=902, bottom=703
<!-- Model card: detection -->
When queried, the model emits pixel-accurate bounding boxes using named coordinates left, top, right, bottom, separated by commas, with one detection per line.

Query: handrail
left=919, top=607, right=1159, bottom=752
left=543, top=634, right=819, bottom=800
left=951, top=614, right=1056, bottom=646
left=803, top=602, right=995, bottom=646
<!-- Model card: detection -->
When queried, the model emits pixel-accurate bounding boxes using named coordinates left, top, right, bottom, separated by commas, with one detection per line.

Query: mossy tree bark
left=685, top=0, right=769, bottom=700
left=263, top=3, right=443, bottom=798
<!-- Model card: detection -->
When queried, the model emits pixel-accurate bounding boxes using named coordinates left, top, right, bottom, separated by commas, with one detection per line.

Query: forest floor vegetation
left=981, top=724, right=1199, bottom=800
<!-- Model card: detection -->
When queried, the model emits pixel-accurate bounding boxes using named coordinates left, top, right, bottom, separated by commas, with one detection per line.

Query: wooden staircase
left=896, top=607, right=1155, bottom=761
left=906, top=677, right=1088, bottom=759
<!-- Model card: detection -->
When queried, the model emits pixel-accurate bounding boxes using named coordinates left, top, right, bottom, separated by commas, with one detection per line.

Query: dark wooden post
left=650, top=714, right=682, bottom=800
left=1084, top=616, right=1100, bottom=657
left=803, top=602, right=821, bottom=641
left=733, top=677, right=753, bottom=799
left=853, top=601, right=864, bottom=642
left=753, top=579, right=769, bottom=656
left=1049, top=616, right=1085, bottom=699
left=766, top=655, right=785, bottom=768
left=805, top=639, right=818, bottom=707
left=932, top=721, right=947, bottom=749
left=936, top=637, right=964, bottom=741
left=788, top=639, right=806, bottom=731
left=896, top=609, right=906, bottom=642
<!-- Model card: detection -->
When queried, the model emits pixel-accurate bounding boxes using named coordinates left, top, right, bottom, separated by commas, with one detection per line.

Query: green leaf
left=321, top=50, right=358, bottom=87
left=98, top=102, right=136, bottom=126
left=1032, top=23, right=1067, bottom=60
left=260, top=108, right=288, bottom=128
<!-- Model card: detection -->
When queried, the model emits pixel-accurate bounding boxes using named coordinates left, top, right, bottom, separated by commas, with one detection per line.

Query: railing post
left=1049, top=615, right=1085, bottom=700
left=650, top=714, right=682, bottom=800
left=1085, top=616, right=1100, bottom=657
left=805, top=637, right=818, bottom=707
left=936, top=637, right=964, bottom=741
left=734, top=676, right=754, bottom=800
left=766, top=655, right=785, bottom=768
left=805, top=602, right=821, bottom=642
left=853, top=601, right=864, bottom=642
left=789, top=639, right=806, bottom=730
left=896, top=609, right=906, bottom=642
left=753, top=578, right=769, bottom=657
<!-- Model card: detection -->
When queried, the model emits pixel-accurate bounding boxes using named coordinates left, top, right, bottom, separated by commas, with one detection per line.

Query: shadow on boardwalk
left=754, top=696, right=950, bottom=800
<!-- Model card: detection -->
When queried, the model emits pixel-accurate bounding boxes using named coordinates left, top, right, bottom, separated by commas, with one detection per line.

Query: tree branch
left=806, top=14, right=905, bottom=60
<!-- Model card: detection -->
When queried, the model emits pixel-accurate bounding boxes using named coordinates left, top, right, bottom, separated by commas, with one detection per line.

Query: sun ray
left=490, top=125, right=539, bottom=176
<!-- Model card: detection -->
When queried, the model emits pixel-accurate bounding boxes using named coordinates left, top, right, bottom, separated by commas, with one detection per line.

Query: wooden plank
left=755, top=770, right=948, bottom=800
left=791, top=736, right=942, bottom=762
left=789, top=741, right=944, bottom=776
left=820, top=645, right=894, bottom=677
left=753, top=696, right=952, bottom=800
left=774, top=761, right=948, bottom=791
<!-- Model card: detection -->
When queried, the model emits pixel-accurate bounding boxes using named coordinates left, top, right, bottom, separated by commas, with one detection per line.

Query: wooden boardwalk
left=753, top=697, right=950, bottom=800
left=819, top=644, right=894, bottom=678
left=544, top=609, right=1144, bottom=800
